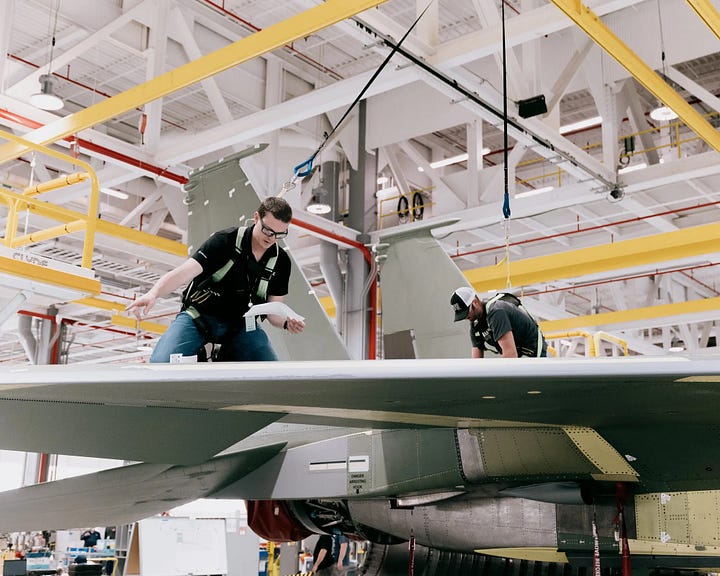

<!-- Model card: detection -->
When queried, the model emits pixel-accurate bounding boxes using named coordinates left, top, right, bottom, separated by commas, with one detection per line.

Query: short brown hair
left=258, top=196, right=292, bottom=223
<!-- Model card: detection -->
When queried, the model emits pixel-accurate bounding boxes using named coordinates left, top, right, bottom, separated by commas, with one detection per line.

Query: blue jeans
left=150, top=310, right=278, bottom=362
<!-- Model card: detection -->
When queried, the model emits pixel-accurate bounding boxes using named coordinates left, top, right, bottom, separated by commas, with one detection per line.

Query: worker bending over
left=450, top=287, right=546, bottom=358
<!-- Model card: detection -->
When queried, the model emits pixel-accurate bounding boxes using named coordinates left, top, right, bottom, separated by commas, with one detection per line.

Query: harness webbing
left=184, top=226, right=279, bottom=314
left=486, top=293, right=544, bottom=357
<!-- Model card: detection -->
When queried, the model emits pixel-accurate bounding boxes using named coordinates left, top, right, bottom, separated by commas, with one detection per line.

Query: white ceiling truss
left=0, top=0, right=718, bottom=363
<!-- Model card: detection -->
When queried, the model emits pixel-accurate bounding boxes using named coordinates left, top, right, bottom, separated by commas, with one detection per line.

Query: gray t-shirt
left=470, top=300, right=546, bottom=357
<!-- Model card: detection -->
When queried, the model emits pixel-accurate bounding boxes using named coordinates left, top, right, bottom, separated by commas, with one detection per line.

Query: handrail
left=593, top=330, right=629, bottom=356
left=378, top=187, right=435, bottom=229
left=545, top=329, right=597, bottom=357
left=24, top=171, right=89, bottom=196
left=544, top=329, right=629, bottom=357
left=0, top=130, right=187, bottom=260
left=0, top=128, right=100, bottom=268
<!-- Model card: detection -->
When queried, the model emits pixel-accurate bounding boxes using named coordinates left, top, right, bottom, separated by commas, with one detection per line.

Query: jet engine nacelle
left=250, top=494, right=626, bottom=555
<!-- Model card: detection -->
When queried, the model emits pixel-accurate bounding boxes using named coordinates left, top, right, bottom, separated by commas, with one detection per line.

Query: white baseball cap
left=450, top=286, right=476, bottom=322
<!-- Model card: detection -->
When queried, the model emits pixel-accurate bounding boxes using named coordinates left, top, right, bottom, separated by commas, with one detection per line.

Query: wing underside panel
left=0, top=444, right=285, bottom=532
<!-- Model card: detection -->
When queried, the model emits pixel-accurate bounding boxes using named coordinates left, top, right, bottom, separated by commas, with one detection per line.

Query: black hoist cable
left=501, top=0, right=510, bottom=220
left=352, top=17, right=618, bottom=195
left=281, top=1, right=434, bottom=195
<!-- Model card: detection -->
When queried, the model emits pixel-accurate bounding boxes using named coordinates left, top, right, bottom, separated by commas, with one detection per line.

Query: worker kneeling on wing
left=450, top=287, right=546, bottom=358
left=128, top=196, right=305, bottom=362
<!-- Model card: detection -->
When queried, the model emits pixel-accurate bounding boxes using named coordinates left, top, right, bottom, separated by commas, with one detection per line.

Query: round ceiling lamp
left=649, top=105, right=677, bottom=122
left=30, top=74, right=64, bottom=111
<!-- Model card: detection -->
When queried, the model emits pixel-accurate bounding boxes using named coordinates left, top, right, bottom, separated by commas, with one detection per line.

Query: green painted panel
left=474, top=428, right=596, bottom=479
left=348, top=429, right=463, bottom=495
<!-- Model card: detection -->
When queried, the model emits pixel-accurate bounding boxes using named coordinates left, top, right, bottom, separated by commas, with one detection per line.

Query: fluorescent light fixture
left=430, top=154, right=468, bottom=168
left=417, top=166, right=424, bottom=172
left=429, top=149, right=491, bottom=169
left=30, top=75, right=63, bottom=111
left=559, top=115, right=602, bottom=135
left=376, top=185, right=398, bottom=200
left=649, top=105, right=678, bottom=122
left=101, top=187, right=130, bottom=200
left=618, top=162, right=647, bottom=174
left=516, top=186, right=554, bottom=199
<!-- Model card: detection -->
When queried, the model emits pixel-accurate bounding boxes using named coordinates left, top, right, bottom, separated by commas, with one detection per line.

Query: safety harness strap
left=210, top=226, right=246, bottom=283
left=257, top=252, right=277, bottom=301
left=486, top=293, right=544, bottom=357
left=184, top=225, right=280, bottom=313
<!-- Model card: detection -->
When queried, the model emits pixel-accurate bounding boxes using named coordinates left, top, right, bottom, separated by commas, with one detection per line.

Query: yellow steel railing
left=0, top=129, right=187, bottom=264
left=593, top=330, right=629, bottom=356
left=545, top=330, right=597, bottom=357
left=544, top=329, right=628, bottom=357
left=0, top=128, right=100, bottom=269
left=378, top=187, right=435, bottom=229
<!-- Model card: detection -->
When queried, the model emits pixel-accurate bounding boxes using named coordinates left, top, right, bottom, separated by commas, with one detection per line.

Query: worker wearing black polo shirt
left=128, top=196, right=305, bottom=362
left=451, top=286, right=546, bottom=358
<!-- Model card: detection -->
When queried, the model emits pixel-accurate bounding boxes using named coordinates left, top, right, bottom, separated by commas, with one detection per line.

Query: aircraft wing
left=0, top=357, right=718, bottom=473
left=0, top=356, right=718, bottom=540
left=0, top=444, right=284, bottom=532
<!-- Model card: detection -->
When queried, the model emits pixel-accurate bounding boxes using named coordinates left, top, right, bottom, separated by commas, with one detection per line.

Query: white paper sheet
left=243, top=301, right=304, bottom=320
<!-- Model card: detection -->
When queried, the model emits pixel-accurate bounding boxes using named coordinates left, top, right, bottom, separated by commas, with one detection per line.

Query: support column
left=0, top=0, right=15, bottom=94
left=467, top=119, right=484, bottom=207
left=142, top=0, right=170, bottom=152
left=345, top=101, right=371, bottom=359
left=318, top=161, right=345, bottom=336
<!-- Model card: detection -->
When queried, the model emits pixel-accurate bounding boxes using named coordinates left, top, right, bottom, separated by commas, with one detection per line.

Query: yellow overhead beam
left=95, top=219, right=187, bottom=258
left=549, top=0, right=720, bottom=154
left=0, top=0, right=387, bottom=163
left=111, top=314, right=167, bottom=335
left=539, top=297, right=720, bottom=333
left=74, top=298, right=168, bottom=334
left=0, top=255, right=101, bottom=295
left=464, top=221, right=720, bottom=292
left=75, top=297, right=126, bottom=312
left=686, top=0, right=720, bottom=40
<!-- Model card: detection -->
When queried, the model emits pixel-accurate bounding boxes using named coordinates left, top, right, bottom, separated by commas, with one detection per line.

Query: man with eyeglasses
left=128, top=196, right=305, bottom=362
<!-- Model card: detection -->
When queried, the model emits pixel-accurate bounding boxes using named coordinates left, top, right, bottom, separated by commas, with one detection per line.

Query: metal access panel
left=182, top=146, right=350, bottom=360
left=635, top=490, right=720, bottom=546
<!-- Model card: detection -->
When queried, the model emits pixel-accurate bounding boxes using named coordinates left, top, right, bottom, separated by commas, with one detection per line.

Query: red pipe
left=451, top=199, right=720, bottom=259
left=291, top=217, right=376, bottom=359
left=7, top=53, right=187, bottom=131
left=18, top=308, right=145, bottom=337
left=37, top=452, right=48, bottom=483
left=199, top=0, right=344, bottom=81
left=526, top=261, right=720, bottom=298
left=0, top=108, right=189, bottom=184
